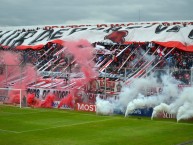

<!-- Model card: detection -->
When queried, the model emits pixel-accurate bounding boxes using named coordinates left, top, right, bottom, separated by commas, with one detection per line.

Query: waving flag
left=157, top=48, right=165, bottom=57
left=95, top=44, right=111, bottom=54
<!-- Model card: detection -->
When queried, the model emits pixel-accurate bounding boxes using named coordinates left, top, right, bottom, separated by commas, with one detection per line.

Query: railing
left=0, top=64, right=192, bottom=90
left=1, top=64, right=193, bottom=107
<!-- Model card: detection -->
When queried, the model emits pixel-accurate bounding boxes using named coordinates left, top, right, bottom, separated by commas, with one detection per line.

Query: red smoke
left=27, top=93, right=55, bottom=108
left=27, top=93, right=35, bottom=106
left=64, top=40, right=98, bottom=94
left=65, top=39, right=93, bottom=64
left=0, top=51, right=21, bottom=65
left=0, top=51, right=38, bottom=90
left=0, top=40, right=99, bottom=109
left=57, top=40, right=99, bottom=107
left=9, top=93, right=20, bottom=104
left=40, top=94, right=55, bottom=108
left=0, top=51, right=21, bottom=87
left=27, top=93, right=40, bottom=107
left=12, top=64, right=38, bottom=90
left=58, top=93, right=74, bottom=108
left=0, top=51, right=39, bottom=106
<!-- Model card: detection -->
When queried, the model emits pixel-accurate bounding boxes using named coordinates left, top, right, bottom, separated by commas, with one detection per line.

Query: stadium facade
left=0, top=21, right=193, bottom=121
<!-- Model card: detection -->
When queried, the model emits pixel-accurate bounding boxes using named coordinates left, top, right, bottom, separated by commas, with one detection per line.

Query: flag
left=148, top=42, right=153, bottom=48
left=157, top=48, right=165, bottom=57
left=95, top=44, right=111, bottom=54
left=95, top=44, right=105, bottom=49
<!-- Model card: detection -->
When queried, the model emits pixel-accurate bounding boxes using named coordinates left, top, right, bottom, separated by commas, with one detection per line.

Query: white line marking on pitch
left=0, top=111, right=48, bottom=116
left=126, top=117, right=193, bottom=126
left=55, top=111, right=112, bottom=118
left=16, top=118, right=117, bottom=134
left=0, top=129, right=19, bottom=133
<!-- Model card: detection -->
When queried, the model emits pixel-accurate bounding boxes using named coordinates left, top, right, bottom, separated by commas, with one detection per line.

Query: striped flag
left=157, top=48, right=165, bottom=57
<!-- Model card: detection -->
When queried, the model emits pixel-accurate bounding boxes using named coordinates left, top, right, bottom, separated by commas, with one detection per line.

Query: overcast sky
left=0, top=0, right=193, bottom=26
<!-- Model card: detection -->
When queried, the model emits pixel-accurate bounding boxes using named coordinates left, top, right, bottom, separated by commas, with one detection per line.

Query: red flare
left=40, top=94, right=55, bottom=108
left=58, top=93, right=74, bottom=109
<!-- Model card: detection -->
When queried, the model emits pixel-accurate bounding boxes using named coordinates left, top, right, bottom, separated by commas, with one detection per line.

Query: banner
left=1, top=23, right=193, bottom=51
left=27, top=88, right=70, bottom=100
left=85, top=79, right=123, bottom=93
left=114, top=108, right=153, bottom=117
left=39, top=71, right=68, bottom=77
left=43, top=21, right=193, bottom=29
left=52, top=101, right=72, bottom=109
left=154, top=111, right=176, bottom=119
left=75, top=103, right=96, bottom=112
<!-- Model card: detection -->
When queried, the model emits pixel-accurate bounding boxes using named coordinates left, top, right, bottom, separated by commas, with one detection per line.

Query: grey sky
left=0, top=0, right=192, bottom=26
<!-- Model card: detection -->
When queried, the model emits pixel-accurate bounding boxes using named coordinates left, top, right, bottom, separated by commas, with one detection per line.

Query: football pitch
left=0, top=105, right=193, bottom=145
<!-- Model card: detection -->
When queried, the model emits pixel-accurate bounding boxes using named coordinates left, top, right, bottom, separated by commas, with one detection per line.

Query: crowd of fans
left=93, top=42, right=193, bottom=84
left=1, top=41, right=193, bottom=84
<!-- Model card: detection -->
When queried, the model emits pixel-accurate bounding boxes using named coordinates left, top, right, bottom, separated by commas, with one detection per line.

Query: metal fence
left=0, top=64, right=192, bottom=89
left=115, top=67, right=192, bottom=85
left=0, top=64, right=193, bottom=108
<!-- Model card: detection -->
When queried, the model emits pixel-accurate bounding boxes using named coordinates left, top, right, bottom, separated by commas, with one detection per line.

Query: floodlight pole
left=20, top=89, right=22, bottom=108
left=5, top=64, right=7, bottom=86
left=20, top=65, right=22, bottom=108
left=191, top=67, right=193, bottom=86
left=105, top=68, right=107, bottom=97
left=125, top=68, right=127, bottom=80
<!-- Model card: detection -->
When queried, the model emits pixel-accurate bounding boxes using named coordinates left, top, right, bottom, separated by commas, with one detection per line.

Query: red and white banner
left=75, top=103, right=96, bottom=112
left=86, top=79, right=123, bottom=93
left=27, top=88, right=70, bottom=100
left=0, top=22, right=193, bottom=51
left=155, top=111, right=176, bottom=119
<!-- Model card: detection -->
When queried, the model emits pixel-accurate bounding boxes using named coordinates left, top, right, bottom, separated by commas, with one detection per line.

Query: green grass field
left=0, top=105, right=193, bottom=145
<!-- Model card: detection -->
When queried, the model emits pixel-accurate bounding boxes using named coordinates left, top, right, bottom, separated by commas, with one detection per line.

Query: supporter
left=98, top=55, right=104, bottom=63
left=4, top=39, right=193, bottom=85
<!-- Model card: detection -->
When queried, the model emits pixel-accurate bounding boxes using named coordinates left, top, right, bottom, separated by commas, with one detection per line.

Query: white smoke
left=96, top=70, right=193, bottom=121
left=125, top=94, right=160, bottom=117
left=96, top=96, right=114, bottom=115
left=119, top=75, right=159, bottom=108
left=151, top=103, right=170, bottom=119
left=143, top=50, right=155, bottom=62
left=152, top=85, right=193, bottom=122
left=124, top=74, right=179, bottom=117
left=96, top=73, right=162, bottom=116
left=175, top=87, right=193, bottom=121
left=177, top=102, right=193, bottom=122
